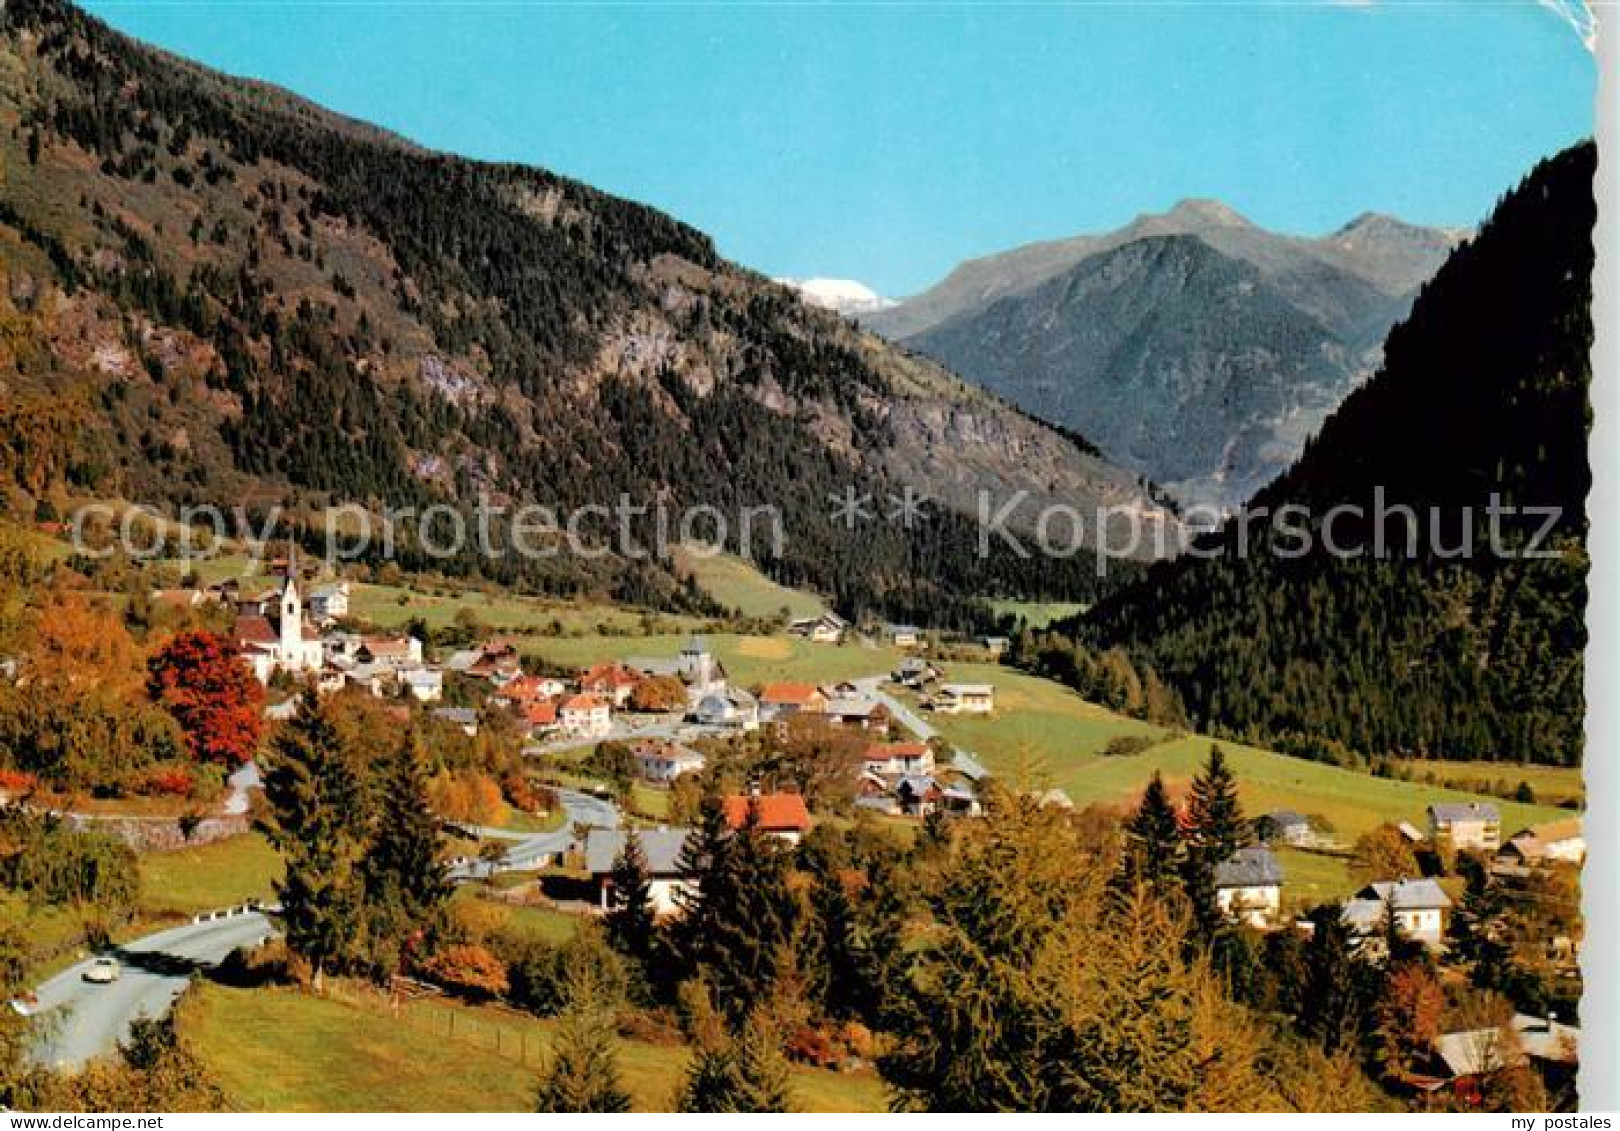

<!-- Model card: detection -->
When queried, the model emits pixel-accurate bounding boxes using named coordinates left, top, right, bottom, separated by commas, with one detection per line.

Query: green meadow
left=184, top=982, right=890, bottom=1113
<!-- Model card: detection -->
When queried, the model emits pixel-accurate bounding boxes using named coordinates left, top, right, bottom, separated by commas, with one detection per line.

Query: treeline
left=1047, top=142, right=1594, bottom=768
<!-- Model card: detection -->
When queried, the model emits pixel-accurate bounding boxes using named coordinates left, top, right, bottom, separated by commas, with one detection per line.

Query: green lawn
left=348, top=582, right=700, bottom=638
left=989, top=600, right=1088, bottom=628
left=1273, top=847, right=1358, bottom=912
left=137, top=833, right=282, bottom=917
left=1394, top=759, right=1584, bottom=810
left=522, top=632, right=904, bottom=688
left=673, top=547, right=825, bottom=620
left=920, top=663, right=1571, bottom=841
left=184, top=982, right=890, bottom=1112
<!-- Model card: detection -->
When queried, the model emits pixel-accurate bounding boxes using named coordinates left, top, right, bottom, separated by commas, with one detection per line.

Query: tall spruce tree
left=535, top=996, right=632, bottom=1113
left=1185, top=745, right=1246, bottom=860
left=361, top=728, right=449, bottom=968
left=674, top=795, right=798, bottom=1017
left=258, top=692, right=370, bottom=989
left=604, top=828, right=656, bottom=970
left=1299, top=904, right=1372, bottom=1054
left=1121, top=771, right=1183, bottom=897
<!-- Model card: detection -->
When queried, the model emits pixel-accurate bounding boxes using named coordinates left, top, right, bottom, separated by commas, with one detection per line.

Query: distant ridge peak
left=1158, top=198, right=1253, bottom=228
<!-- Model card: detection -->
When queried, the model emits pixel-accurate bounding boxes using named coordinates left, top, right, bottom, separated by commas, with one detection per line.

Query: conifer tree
left=675, top=1010, right=796, bottom=1113
left=1185, top=745, right=1246, bottom=860
left=361, top=728, right=449, bottom=968
left=258, top=692, right=369, bottom=989
left=604, top=828, right=656, bottom=970
left=674, top=795, right=797, bottom=1016
left=535, top=996, right=632, bottom=1113
left=1121, top=771, right=1183, bottom=896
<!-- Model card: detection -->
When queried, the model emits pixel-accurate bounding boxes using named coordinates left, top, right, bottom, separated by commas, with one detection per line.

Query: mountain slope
left=1042, top=141, right=1594, bottom=767
left=0, top=0, right=1174, bottom=626
left=874, top=201, right=1462, bottom=511
left=904, top=235, right=1360, bottom=509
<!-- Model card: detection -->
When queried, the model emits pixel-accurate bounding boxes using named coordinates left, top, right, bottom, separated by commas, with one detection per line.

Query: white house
left=788, top=612, right=847, bottom=644
left=930, top=683, right=994, bottom=715
left=308, top=581, right=351, bottom=622
left=585, top=828, right=695, bottom=918
left=1428, top=801, right=1501, bottom=852
left=864, top=741, right=935, bottom=777
left=1500, top=818, right=1585, bottom=866
left=1214, top=846, right=1284, bottom=928
left=559, top=693, right=612, bottom=738
left=887, top=624, right=922, bottom=648
left=400, top=667, right=444, bottom=703
left=1342, top=878, right=1453, bottom=949
left=632, top=739, right=706, bottom=783
left=693, top=687, right=759, bottom=731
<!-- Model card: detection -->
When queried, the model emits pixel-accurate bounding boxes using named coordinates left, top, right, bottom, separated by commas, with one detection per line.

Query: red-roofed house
left=864, top=741, right=934, bottom=777
left=759, top=683, right=828, bottom=718
left=580, top=663, right=642, bottom=708
left=723, top=793, right=812, bottom=844
left=559, top=693, right=612, bottom=738
left=524, top=699, right=559, bottom=737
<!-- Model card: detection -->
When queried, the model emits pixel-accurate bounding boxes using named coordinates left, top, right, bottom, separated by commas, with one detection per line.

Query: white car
left=82, top=956, right=120, bottom=984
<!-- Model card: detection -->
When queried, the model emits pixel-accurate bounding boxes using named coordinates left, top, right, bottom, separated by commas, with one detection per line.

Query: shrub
left=418, top=942, right=509, bottom=1000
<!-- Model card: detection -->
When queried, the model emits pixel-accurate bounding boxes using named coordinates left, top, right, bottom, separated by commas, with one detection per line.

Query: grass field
left=137, top=834, right=283, bottom=917
left=184, top=982, right=890, bottom=1112
left=1393, top=759, right=1584, bottom=808
left=917, top=663, right=1572, bottom=842
left=672, top=547, right=825, bottom=621
left=521, top=632, right=904, bottom=687
left=989, top=600, right=1088, bottom=628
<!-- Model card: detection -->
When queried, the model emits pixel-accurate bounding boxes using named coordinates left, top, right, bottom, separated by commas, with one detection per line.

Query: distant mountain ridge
left=871, top=201, right=1465, bottom=511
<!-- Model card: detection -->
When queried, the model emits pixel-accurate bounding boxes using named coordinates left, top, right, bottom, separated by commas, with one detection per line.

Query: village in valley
left=3, top=545, right=1565, bottom=1108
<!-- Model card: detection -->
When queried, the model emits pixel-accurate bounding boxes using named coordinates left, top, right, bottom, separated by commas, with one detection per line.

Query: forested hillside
left=0, top=0, right=1170, bottom=627
left=1026, top=142, right=1594, bottom=767
left=877, top=199, right=1460, bottom=511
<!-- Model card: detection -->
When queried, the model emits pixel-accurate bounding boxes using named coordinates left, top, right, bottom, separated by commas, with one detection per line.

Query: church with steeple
left=232, top=554, right=326, bottom=683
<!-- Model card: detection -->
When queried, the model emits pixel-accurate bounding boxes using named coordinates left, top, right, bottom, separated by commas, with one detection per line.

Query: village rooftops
left=865, top=741, right=931, bottom=762
left=561, top=693, right=609, bottom=712
left=723, top=793, right=812, bottom=833
left=1433, top=1014, right=1578, bottom=1079
left=1428, top=801, right=1500, bottom=825
left=1359, top=878, right=1453, bottom=910
left=1214, top=846, right=1284, bottom=889
left=759, top=683, right=823, bottom=706
left=583, top=827, right=692, bottom=877
left=1266, top=810, right=1309, bottom=831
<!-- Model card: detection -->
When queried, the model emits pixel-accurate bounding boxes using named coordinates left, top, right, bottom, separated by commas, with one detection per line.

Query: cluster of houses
left=855, top=741, right=981, bottom=818
left=582, top=791, right=813, bottom=915
left=1213, top=801, right=1585, bottom=940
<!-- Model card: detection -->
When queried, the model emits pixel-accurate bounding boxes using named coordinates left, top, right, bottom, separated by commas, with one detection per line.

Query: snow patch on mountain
left=777, top=276, right=897, bottom=317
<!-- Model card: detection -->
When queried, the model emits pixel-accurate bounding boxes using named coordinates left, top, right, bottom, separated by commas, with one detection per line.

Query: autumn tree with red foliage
left=147, top=631, right=265, bottom=766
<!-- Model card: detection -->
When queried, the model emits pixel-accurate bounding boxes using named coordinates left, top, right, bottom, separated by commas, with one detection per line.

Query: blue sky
left=83, top=1, right=1592, bottom=297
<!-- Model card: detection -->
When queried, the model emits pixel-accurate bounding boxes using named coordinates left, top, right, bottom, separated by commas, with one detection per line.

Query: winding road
left=447, top=787, right=620, bottom=879
left=24, top=912, right=273, bottom=1071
